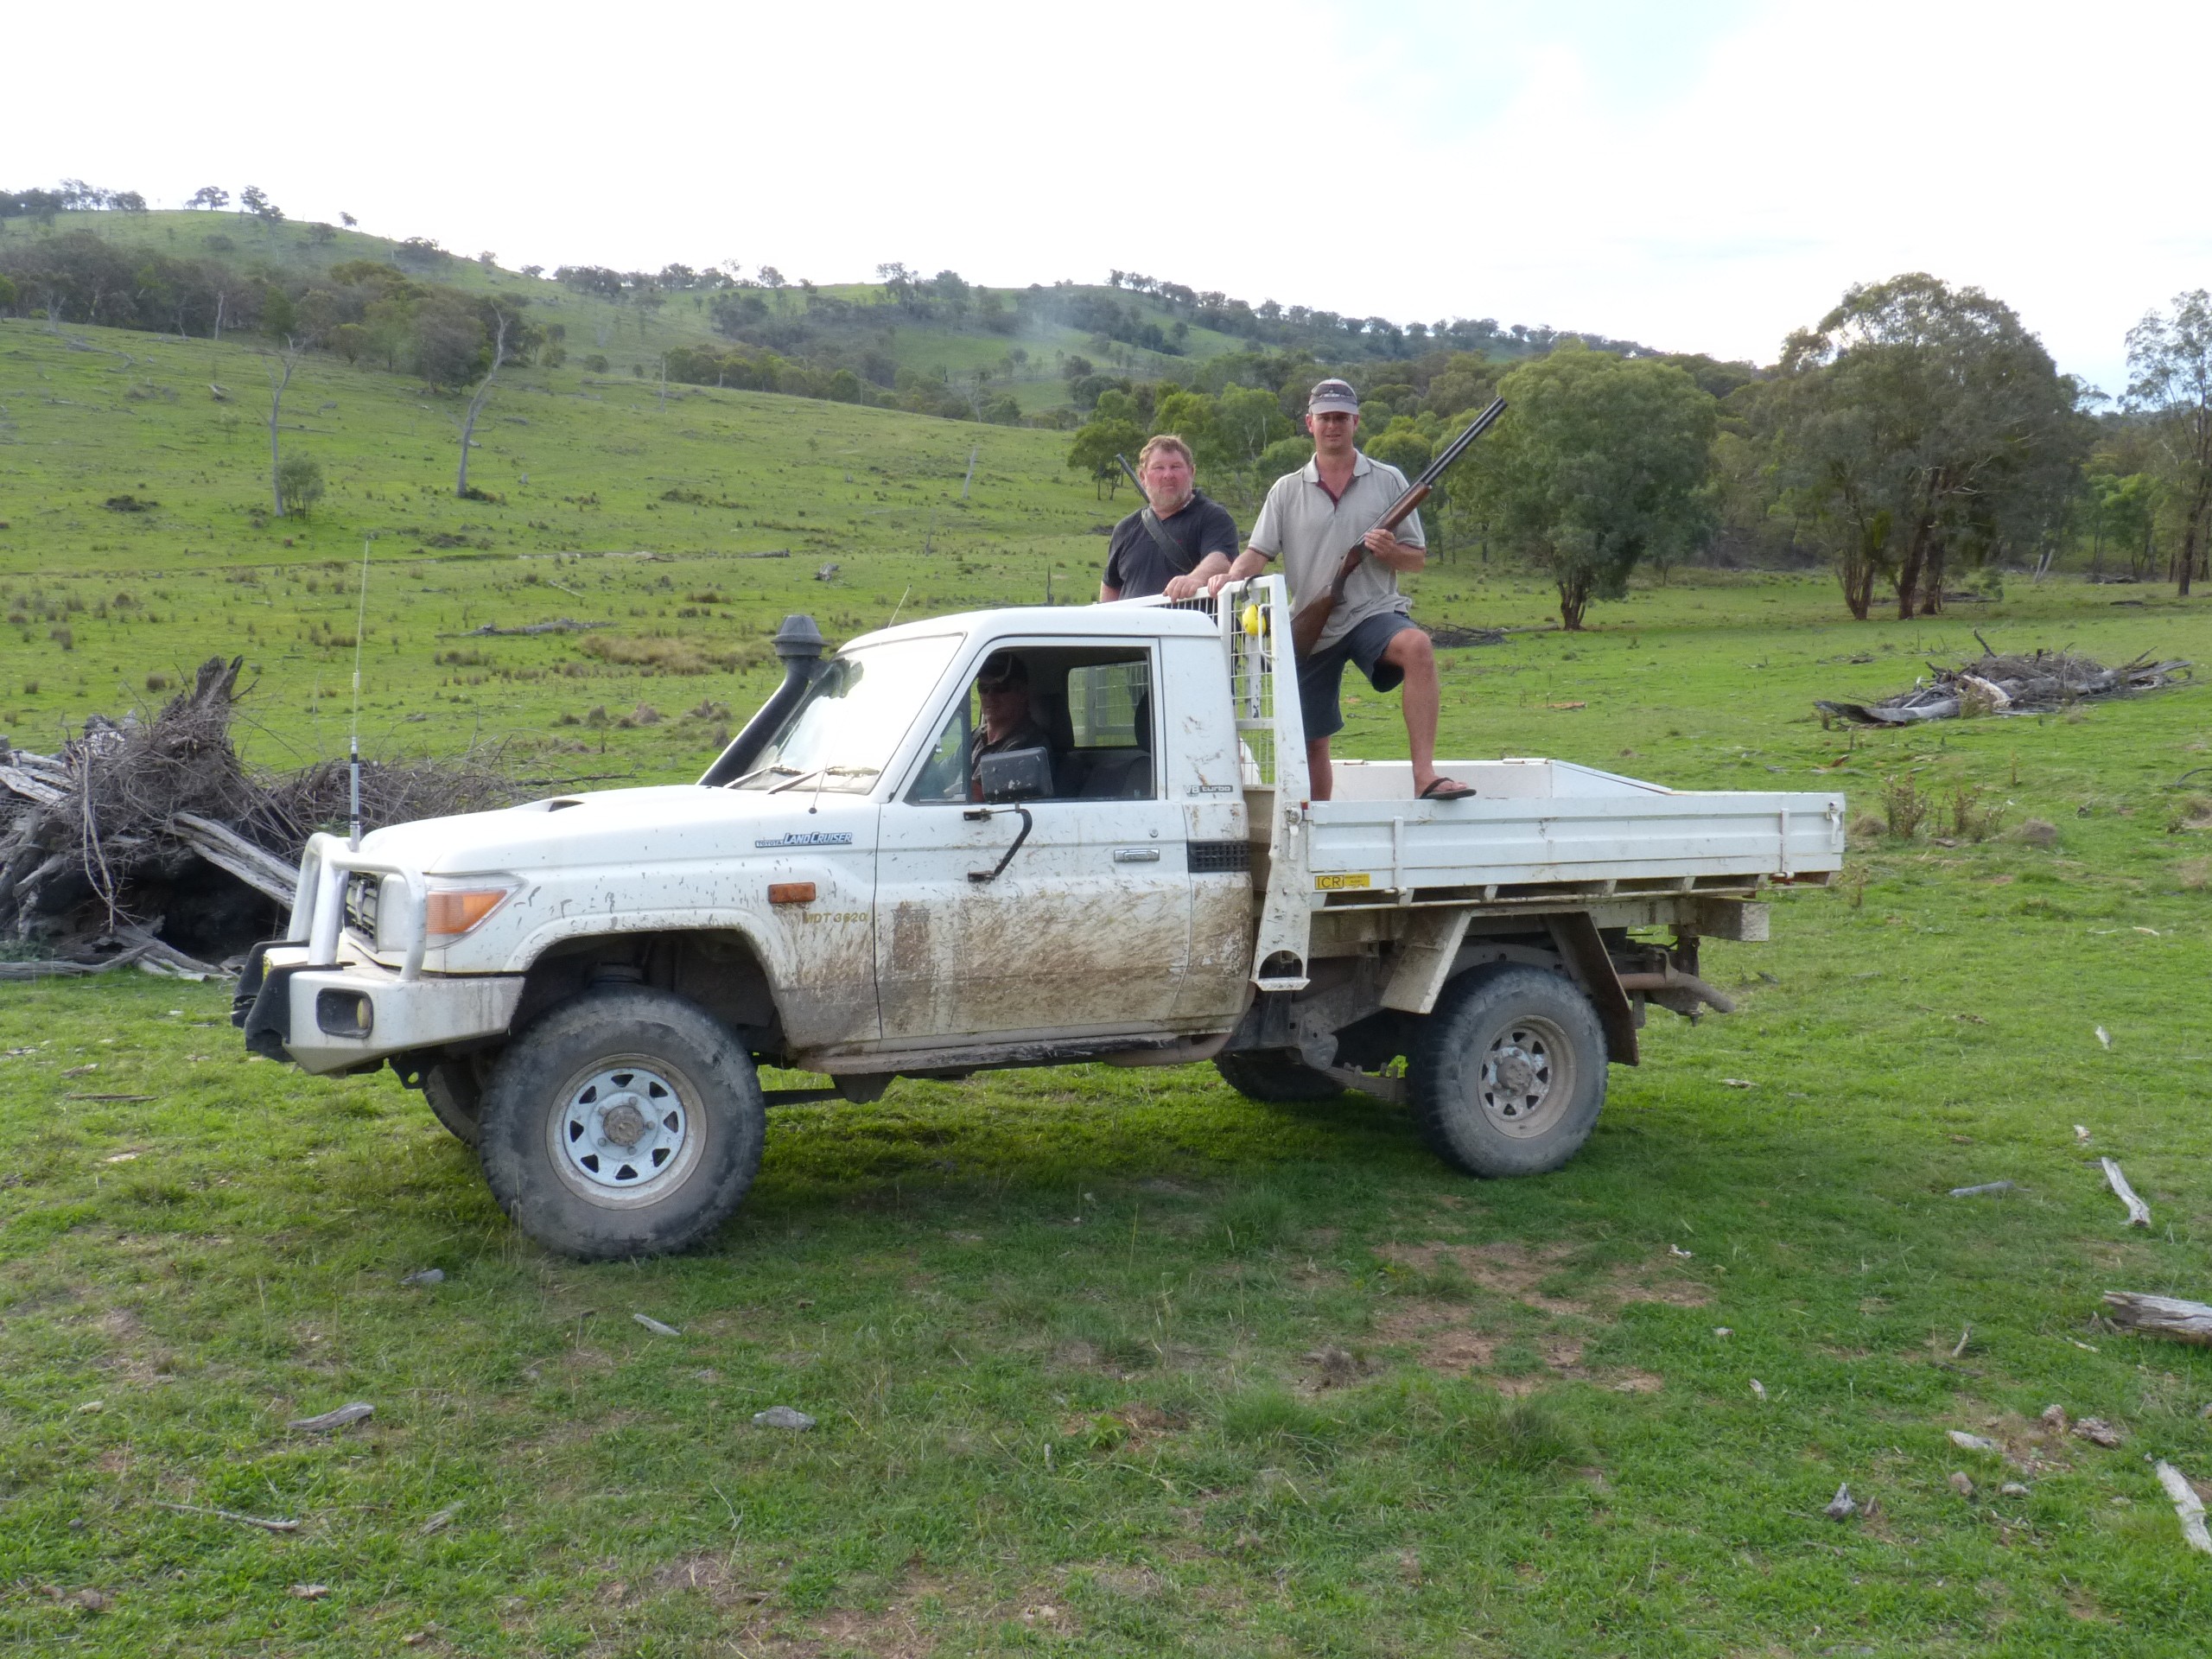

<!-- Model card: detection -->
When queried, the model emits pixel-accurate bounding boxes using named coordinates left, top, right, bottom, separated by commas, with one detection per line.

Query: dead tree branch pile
left=1817, top=647, right=2190, bottom=727
left=0, top=657, right=518, bottom=973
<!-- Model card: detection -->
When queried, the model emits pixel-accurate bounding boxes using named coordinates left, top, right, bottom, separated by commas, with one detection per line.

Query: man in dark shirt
left=1098, top=435, right=1241, bottom=601
left=969, top=651, right=1055, bottom=799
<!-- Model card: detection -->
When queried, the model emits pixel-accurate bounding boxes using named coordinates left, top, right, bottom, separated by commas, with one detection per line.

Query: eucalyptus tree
left=1773, top=274, right=2081, bottom=618
left=2125, top=291, right=2212, bottom=596
left=1471, top=344, right=1716, bottom=630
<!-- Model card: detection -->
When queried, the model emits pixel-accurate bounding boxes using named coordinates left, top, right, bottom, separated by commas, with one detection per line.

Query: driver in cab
left=969, top=651, right=1052, bottom=801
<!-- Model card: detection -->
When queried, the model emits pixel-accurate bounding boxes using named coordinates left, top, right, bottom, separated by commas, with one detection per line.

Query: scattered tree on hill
left=340, top=212, right=358, bottom=228
left=1471, top=344, right=1717, bottom=630
left=2124, top=290, right=2212, bottom=596
left=0, top=188, right=66, bottom=224
left=876, top=263, right=918, bottom=308
left=239, top=185, right=282, bottom=223
left=277, top=454, right=325, bottom=516
left=264, top=338, right=306, bottom=518
left=411, top=296, right=490, bottom=387
left=456, top=310, right=511, bottom=499
left=1771, top=273, right=2082, bottom=618
left=1152, top=389, right=1217, bottom=459
left=188, top=186, right=229, bottom=211
left=1067, top=418, right=1144, bottom=498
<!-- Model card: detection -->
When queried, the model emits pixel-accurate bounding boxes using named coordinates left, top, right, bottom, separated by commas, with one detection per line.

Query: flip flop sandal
left=1419, top=777, right=1476, bottom=801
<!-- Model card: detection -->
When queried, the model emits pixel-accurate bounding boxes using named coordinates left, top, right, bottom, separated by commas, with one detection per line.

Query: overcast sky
left=13, top=1, right=2207, bottom=394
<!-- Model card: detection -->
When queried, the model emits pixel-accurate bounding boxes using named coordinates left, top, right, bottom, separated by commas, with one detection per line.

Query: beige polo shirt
left=1248, top=451, right=1424, bottom=652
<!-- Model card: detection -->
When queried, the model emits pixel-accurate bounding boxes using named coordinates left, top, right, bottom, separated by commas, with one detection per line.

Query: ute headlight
left=424, top=880, right=520, bottom=941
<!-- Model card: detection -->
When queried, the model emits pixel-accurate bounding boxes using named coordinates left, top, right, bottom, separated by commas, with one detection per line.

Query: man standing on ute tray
left=1097, top=434, right=1241, bottom=601
left=1210, top=378, right=1471, bottom=804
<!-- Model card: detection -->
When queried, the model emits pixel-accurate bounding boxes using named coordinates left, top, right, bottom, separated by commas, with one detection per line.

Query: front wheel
left=1409, top=965, right=1607, bottom=1178
left=477, top=987, right=766, bottom=1261
left=1213, top=1051, right=1344, bottom=1103
left=423, top=1059, right=484, bottom=1148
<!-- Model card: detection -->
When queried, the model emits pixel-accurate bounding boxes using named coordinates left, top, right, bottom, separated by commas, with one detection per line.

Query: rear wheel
left=1213, top=1051, right=1344, bottom=1104
left=1410, top=965, right=1607, bottom=1178
left=477, top=987, right=766, bottom=1261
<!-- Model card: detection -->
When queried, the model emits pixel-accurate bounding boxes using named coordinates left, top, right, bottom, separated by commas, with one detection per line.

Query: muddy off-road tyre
left=423, top=1060, right=484, bottom=1148
left=1410, top=965, right=1607, bottom=1178
left=1213, top=1051, right=1344, bottom=1104
left=477, top=987, right=766, bottom=1261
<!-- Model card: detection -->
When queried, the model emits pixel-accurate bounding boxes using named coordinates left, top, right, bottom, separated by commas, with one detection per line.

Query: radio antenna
left=349, top=533, right=373, bottom=849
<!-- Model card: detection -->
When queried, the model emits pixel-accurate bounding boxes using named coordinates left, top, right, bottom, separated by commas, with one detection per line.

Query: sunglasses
left=977, top=677, right=1022, bottom=695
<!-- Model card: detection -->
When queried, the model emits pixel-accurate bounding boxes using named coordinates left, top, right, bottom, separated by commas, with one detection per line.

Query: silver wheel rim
left=546, top=1057, right=703, bottom=1208
left=1475, top=1015, right=1575, bottom=1138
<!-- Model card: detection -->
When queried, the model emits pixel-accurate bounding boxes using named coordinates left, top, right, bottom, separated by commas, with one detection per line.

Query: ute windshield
left=728, top=632, right=962, bottom=793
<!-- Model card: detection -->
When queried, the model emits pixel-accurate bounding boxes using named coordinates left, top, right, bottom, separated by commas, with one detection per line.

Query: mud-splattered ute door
left=874, top=644, right=1191, bottom=1044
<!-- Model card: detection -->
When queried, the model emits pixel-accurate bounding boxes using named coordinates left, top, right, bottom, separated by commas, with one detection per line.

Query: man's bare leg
left=1306, top=737, right=1332, bottom=802
left=1382, top=628, right=1443, bottom=793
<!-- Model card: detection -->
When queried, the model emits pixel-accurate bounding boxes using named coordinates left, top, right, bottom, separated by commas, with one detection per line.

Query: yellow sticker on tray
left=1314, top=872, right=1372, bottom=891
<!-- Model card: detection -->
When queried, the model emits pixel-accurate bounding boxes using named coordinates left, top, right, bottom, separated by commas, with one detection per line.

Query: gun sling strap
left=1137, top=505, right=1196, bottom=575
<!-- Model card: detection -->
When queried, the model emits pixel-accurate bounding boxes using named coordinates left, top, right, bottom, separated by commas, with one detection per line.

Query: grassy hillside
left=0, top=213, right=1262, bottom=411
left=0, top=314, right=1128, bottom=771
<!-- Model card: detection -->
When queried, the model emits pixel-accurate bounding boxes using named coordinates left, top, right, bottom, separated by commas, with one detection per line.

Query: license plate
left=1314, top=872, right=1371, bottom=891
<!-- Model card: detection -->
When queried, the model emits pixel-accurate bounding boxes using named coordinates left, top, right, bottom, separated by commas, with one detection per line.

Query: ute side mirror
left=977, top=746, right=1052, bottom=803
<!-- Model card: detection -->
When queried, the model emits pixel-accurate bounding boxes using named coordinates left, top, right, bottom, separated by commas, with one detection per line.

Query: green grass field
left=5, top=307, right=2212, bottom=1654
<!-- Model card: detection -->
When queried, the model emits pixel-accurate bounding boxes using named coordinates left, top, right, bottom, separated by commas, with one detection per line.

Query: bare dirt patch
left=652, top=1552, right=770, bottom=1612
left=1377, top=1241, right=1709, bottom=1313
left=1371, top=1298, right=1499, bottom=1373
left=91, top=1305, right=175, bottom=1384
left=745, top=1573, right=1057, bottom=1658
left=1367, top=1299, right=1660, bottom=1393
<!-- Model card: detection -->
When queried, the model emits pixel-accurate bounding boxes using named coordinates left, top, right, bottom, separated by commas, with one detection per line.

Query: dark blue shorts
left=1297, top=611, right=1418, bottom=741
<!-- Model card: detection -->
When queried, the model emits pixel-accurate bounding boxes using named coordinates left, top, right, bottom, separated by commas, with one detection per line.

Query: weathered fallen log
left=2102, top=1292, right=2212, bottom=1345
left=172, top=812, right=298, bottom=906
left=446, top=617, right=608, bottom=638
left=2101, top=1159, right=2152, bottom=1228
left=2154, top=1461, right=2212, bottom=1555
left=0, top=764, right=65, bottom=805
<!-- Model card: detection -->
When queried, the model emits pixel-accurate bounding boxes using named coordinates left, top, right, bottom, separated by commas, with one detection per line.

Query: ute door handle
left=1112, top=848, right=1160, bottom=863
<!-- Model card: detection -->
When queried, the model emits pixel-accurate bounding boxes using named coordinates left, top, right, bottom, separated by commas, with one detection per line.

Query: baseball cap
left=976, top=651, right=1027, bottom=691
left=1306, top=378, right=1361, bottom=416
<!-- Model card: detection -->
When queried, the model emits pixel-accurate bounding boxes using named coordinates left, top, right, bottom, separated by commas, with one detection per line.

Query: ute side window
left=901, top=645, right=1155, bottom=804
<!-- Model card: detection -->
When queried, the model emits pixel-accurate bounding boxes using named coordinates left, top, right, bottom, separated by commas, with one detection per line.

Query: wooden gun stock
left=1287, top=397, right=1507, bottom=657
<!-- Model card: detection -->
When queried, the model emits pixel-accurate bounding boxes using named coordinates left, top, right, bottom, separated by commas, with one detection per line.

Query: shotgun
left=1287, top=397, right=1507, bottom=656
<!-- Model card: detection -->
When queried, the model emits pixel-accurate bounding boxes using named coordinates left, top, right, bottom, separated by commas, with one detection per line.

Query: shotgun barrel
left=1288, top=397, right=1507, bottom=656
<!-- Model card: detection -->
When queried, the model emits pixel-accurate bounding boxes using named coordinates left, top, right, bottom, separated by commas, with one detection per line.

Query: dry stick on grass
left=2154, top=1462, right=2212, bottom=1555
left=2101, top=1159, right=2152, bottom=1228
left=2102, top=1293, right=2212, bottom=1345
left=153, top=1499, right=300, bottom=1533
